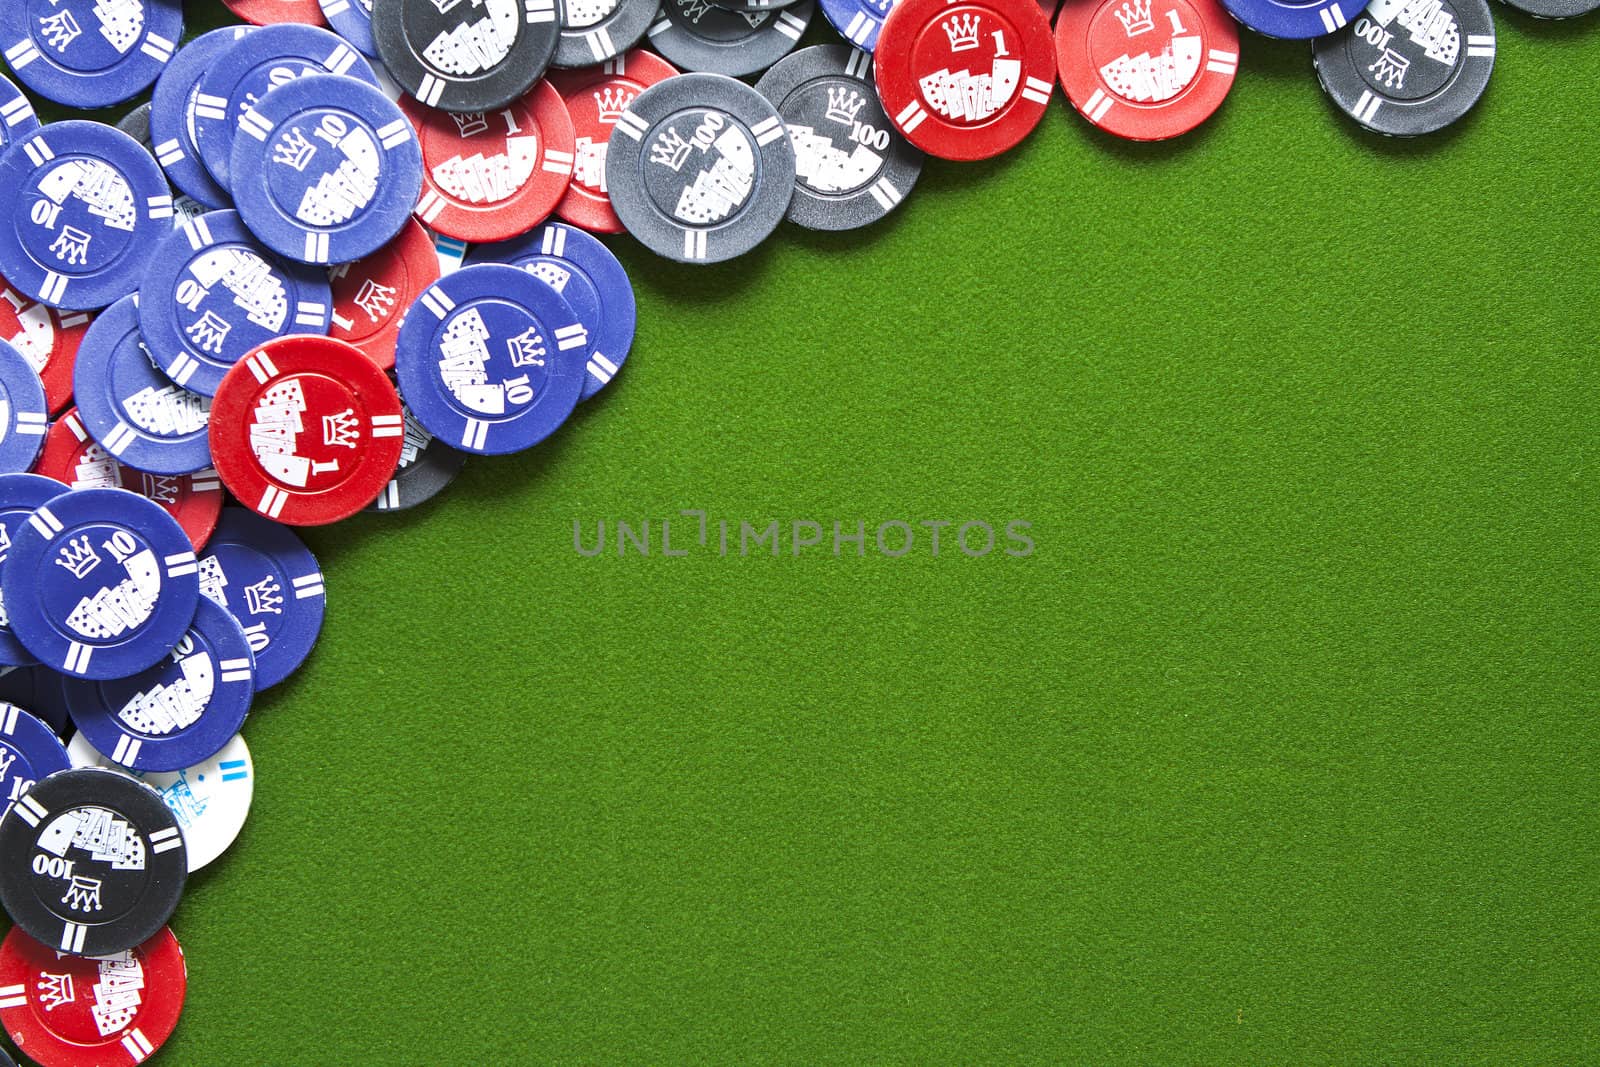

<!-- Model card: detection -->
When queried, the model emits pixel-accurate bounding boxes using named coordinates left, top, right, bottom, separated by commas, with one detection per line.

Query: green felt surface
left=14, top=0, right=1600, bottom=1063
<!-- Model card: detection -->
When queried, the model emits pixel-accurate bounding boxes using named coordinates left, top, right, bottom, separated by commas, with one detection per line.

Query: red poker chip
left=1054, top=0, right=1238, bottom=141
left=875, top=0, right=1057, bottom=161
left=221, top=0, right=326, bottom=25
left=401, top=81, right=577, bottom=243
left=209, top=335, right=405, bottom=526
left=548, top=50, right=679, bottom=235
left=35, top=410, right=224, bottom=551
left=0, top=924, right=188, bottom=1067
left=0, top=280, right=89, bottom=415
left=328, top=219, right=440, bottom=373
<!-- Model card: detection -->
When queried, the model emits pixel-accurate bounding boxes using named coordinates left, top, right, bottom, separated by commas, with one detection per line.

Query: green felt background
left=21, top=0, right=1600, bottom=1062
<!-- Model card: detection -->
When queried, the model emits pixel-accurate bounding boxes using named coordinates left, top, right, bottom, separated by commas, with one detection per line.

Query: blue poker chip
left=149, top=26, right=253, bottom=211
left=62, top=597, right=254, bottom=773
left=0, top=474, right=68, bottom=668
left=468, top=224, right=637, bottom=403
left=0, top=340, right=47, bottom=473
left=0, top=665, right=71, bottom=737
left=0, top=0, right=183, bottom=109
left=0, top=73, right=39, bottom=154
left=198, top=508, right=325, bottom=690
left=192, top=23, right=378, bottom=194
left=137, top=210, right=333, bottom=398
left=0, top=121, right=176, bottom=311
left=71, top=295, right=213, bottom=476
left=0, top=702, right=69, bottom=818
left=230, top=74, right=423, bottom=265
left=319, top=0, right=378, bottom=56
left=1220, top=0, right=1359, bottom=37
left=394, top=264, right=589, bottom=455
left=818, top=0, right=895, bottom=50
left=1, top=486, right=200, bottom=680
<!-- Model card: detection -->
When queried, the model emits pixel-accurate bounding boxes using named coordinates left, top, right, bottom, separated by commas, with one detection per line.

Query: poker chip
left=329, top=219, right=441, bottom=372
left=754, top=45, right=924, bottom=230
left=150, top=27, right=254, bottom=212
left=365, top=405, right=467, bottom=512
left=63, top=598, right=254, bottom=774
left=198, top=508, right=324, bottom=690
left=0, top=665, right=71, bottom=739
left=0, top=341, right=47, bottom=474
left=874, top=0, right=1056, bottom=161
left=0, top=768, right=188, bottom=956
left=1313, top=0, right=1496, bottom=136
left=0, top=73, right=39, bottom=154
left=469, top=223, right=638, bottom=401
left=67, top=730, right=253, bottom=873
left=225, top=0, right=328, bottom=22
left=1054, top=0, right=1239, bottom=141
left=0, top=475, right=66, bottom=669
left=0, top=282, right=87, bottom=416
left=371, top=0, right=560, bottom=112
left=34, top=412, right=223, bottom=553
left=394, top=264, right=588, bottom=455
left=321, top=0, right=378, bottom=54
left=0, top=487, right=200, bottom=680
left=0, top=121, right=175, bottom=312
left=604, top=72, right=798, bottom=264
left=71, top=296, right=213, bottom=477
left=1220, top=0, right=1360, bottom=37
left=0, top=0, right=182, bottom=110
left=1498, top=0, right=1599, bottom=15
left=549, top=50, right=679, bottom=235
left=401, top=82, right=577, bottom=243
left=230, top=75, right=423, bottom=266
left=0, top=704, right=69, bottom=821
left=209, top=336, right=406, bottom=525
left=0, top=925, right=187, bottom=1066
left=555, top=0, right=658, bottom=68
left=192, top=23, right=378, bottom=194
left=819, top=0, right=897, bottom=50
left=137, top=210, right=333, bottom=398
left=646, top=0, right=813, bottom=77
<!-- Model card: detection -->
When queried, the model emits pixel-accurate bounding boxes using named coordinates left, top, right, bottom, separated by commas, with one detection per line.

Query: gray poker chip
left=554, top=0, right=657, bottom=67
left=1495, top=0, right=1597, bottom=15
left=365, top=406, right=467, bottom=512
left=605, top=72, right=797, bottom=264
left=646, top=0, right=813, bottom=77
left=753, top=45, right=922, bottom=231
left=371, top=0, right=560, bottom=112
left=1313, top=0, right=1496, bottom=137
left=706, top=0, right=809, bottom=13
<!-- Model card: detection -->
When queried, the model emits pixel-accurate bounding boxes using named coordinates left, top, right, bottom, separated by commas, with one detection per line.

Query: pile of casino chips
left=0, top=0, right=1586, bottom=1058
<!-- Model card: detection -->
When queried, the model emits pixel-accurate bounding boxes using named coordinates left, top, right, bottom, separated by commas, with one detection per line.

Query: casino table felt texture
left=10, top=2, right=1600, bottom=1064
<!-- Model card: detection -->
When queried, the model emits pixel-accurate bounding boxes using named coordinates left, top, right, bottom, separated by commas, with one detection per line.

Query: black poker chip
left=0, top=767, right=187, bottom=957
left=605, top=72, right=798, bottom=264
left=365, top=406, right=468, bottom=512
left=1496, top=0, right=1597, bottom=15
left=554, top=0, right=657, bottom=67
left=371, top=0, right=562, bottom=112
left=1313, top=0, right=1497, bottom=137
left=646, top=0, right=813, bottom=78
left=754, top=45, right=922, bottom=232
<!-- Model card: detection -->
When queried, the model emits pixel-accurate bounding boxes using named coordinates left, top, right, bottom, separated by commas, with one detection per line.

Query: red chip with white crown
left=548, top=49, right=679, bottom=235
left=400, top=82, right=577, bottom=243
left=0, top=924, right=188, bottom=1067
left=35, top=410, right=223, bottom=551
left=1054, top=0, right=1238, bottom=141
left=0, top=281, right=89, bottom=415
left=328, top=219, right=441, bottom=373
left=208, top=336, right=405, bottom=526
left=874, top=0, right=1057, bottom=161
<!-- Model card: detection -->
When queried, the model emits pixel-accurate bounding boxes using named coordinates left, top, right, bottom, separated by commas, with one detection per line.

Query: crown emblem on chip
left=35, top=971, right=76, bottom=1011
left=321, top=409, right=361, bottom=449
left=1113, top=0, right=1155, bottom=35
left=942, top=13, right=982, bottom=51
left=271, top=128, right=317, bottom=171
left=826, top=87, right=868, bottom=125
left=595, top=88, right=633, bottom=123
left=451, top=112, right=490, bottom=138
left=243, top=576, right=284, bottom=617
left=53, top=535, right=101, bottom=580
left=649, top=128, right=693, bottom=170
